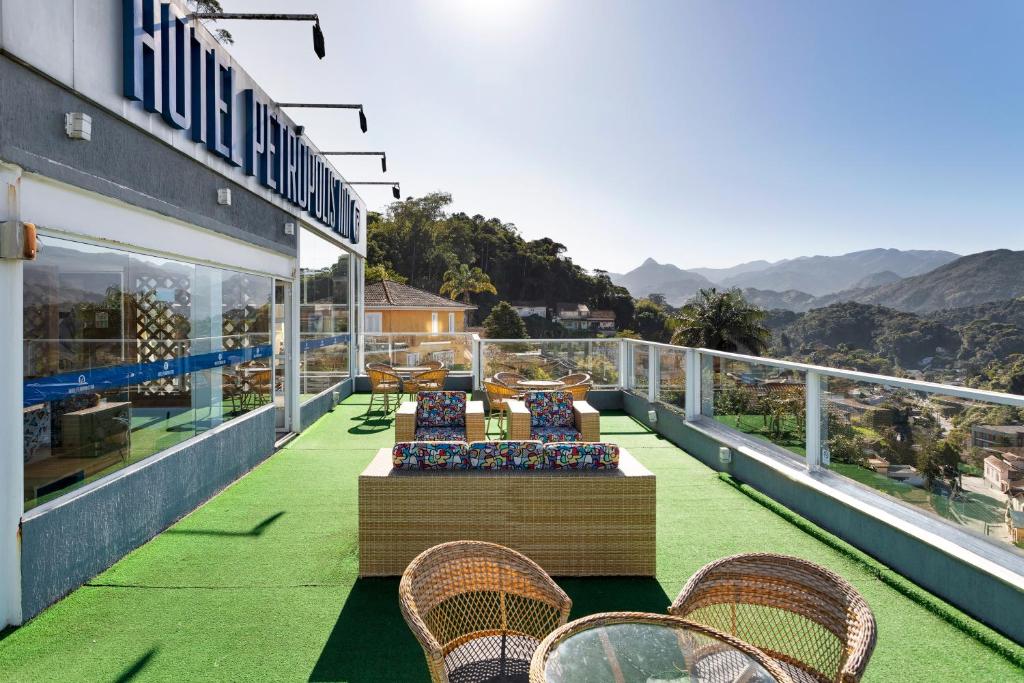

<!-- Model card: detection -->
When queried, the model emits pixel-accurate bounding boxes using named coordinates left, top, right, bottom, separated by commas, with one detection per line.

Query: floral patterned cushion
left=416, top=391, right=467, bottom=427
left=415, top=425, right=467, bottom=441
left=467, top=441, right=545, bottom=469
left=525, top=391, right=575, bottom=427
left=392, top=441, right=469, bottom=469
left=544, top=442, right=620, bottom=469
left=531, top=426, right=582, bottom=443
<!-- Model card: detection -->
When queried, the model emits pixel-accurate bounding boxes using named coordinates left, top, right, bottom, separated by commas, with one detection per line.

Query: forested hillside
left=366, top=193, right=634, bottom=327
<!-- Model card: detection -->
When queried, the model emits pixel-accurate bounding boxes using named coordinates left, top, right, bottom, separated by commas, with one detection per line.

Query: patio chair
left=404, top=367, right=450, bottom=401
left=669, top=552, right=877, bottom=683
left=365, top=365, right=403, bottom=416
left=494, top=371, right=526, bottom=389
left=483, top=379, right=521, bottom=437
left=556, top=372, right=590, bottom=388
left=506, top=391, right=599, bottom=442
left=399, top=540, right=572, bottom=683
left=422, top=360, right=445, bottom=370
left=395, top=391, right=485, bottom=443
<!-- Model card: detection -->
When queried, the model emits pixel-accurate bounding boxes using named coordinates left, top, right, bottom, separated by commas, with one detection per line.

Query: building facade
left=0, top=0, right=367, bottom=626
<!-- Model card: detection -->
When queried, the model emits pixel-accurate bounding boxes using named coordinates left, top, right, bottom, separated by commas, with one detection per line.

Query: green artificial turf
left=1, top=397, right=1022, bottom=681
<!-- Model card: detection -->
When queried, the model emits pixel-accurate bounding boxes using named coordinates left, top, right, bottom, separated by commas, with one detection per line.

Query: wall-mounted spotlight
left=190, top=12, right=326, bottom=59
left=278, top=103, right=368, bottom=133
left=323, top=151, right=387, bottom=173
left=349, top=181, right=401, bottom=200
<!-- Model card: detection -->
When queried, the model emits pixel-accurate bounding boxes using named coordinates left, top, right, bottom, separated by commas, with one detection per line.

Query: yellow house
left=363, top=280, right=475, bottom=369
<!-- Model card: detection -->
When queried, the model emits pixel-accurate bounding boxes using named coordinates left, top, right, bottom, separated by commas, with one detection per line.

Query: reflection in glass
left=300, top=228, right=350, bottom=400
left=22, top=235, right=272, bottom=509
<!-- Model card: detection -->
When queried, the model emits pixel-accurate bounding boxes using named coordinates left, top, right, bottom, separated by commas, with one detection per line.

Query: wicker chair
left=405, top=367, right=450, bottom=400
left=400, top=540, right=572, bottom=683
left=564, top=382, right=592, bottom=402
left=422, top=360, right=445, bottom=370
left=365, top=365, right=403, bottom=416
left=494, top=371, right=526, bottom=389
left=483, top=379, right=521, bottom=437
left=506, top=391, right=600, bottom=443
left=669, top=553, right=877, bottom=683
left=556, top=373, right=590, bottom=388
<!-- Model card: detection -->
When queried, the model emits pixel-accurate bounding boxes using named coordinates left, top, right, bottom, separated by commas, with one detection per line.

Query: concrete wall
left=20, top=405, right=276, bottom=620
left=299, top=378, right=353, bottom=430
left=622, top=392, right=1024, bottom=644
left=0, top=56, right=296, bottom=256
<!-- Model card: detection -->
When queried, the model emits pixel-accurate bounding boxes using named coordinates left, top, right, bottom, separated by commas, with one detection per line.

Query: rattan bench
left=358, top=447, right=656, bottom=577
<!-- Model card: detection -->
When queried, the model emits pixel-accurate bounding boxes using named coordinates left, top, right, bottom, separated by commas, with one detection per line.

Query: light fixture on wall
left=64, top=112, right=92, bottom=141
left=349, top=181, right=401, bottom=200
left=217, top=188, right=232, bottom=206
left=189, top=12, right=326, bottom=59
left=283, top=222, right=296, bottom=236
left=322, top=151, right=387, bottom=173
left=277, top=103, right=368, bottom=133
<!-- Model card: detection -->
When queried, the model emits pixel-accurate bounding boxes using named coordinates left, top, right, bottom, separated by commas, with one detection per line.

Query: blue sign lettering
left=122, top=2, right=361, bottom=243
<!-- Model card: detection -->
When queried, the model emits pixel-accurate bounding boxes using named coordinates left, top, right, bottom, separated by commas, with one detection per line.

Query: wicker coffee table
left=530, top=612, right=792, bottom=683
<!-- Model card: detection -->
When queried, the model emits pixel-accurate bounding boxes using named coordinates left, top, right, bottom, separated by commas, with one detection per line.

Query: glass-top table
left=517, top=380, right=566, bottom=390
left=531, top=613, right=786, bottom=683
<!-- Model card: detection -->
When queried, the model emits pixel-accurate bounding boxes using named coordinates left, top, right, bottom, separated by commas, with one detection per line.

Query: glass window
left=22, top=235, right=273, bottom=510
left=299, top=228, right=350, bottom=401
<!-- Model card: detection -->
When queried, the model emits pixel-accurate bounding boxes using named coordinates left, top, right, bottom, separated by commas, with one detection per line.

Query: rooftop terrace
left=1, top=394, right=1021, bottom=681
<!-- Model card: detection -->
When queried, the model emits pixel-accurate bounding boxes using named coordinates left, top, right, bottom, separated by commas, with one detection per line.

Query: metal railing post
left=647, top=344, right=658, bottom=404
left=806, top=369, right=822, bottom=471
left=685, top=348, right=700, bottom=420
left=472, top=335, right=483, bottom=391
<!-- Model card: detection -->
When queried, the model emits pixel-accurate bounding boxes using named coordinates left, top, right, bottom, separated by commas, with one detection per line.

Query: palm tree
left=671, top=288, right=771, bottom=355
left=439, top=263, right=497, bottom=304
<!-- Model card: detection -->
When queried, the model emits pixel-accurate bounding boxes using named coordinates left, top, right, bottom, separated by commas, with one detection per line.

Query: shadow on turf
left=307, top=576, right=670, bottom=681
left=113, top=648, right=158, bottom=683
left=163, top=511, right=285, bottom=538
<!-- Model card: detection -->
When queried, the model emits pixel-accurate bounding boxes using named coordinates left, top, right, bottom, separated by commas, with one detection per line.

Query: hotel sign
left=122, top=0, right=359, bottom=244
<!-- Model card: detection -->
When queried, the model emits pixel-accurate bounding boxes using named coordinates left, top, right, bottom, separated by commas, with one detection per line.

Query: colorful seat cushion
left=467, top=441, right=545, bottom=469
left=392, top=441, right=469, bottom=469
left=531, top=426, right=582, bottom=443
left=525, top=391, right=575, bottom=427
left=544, top=442, right=620, bottom=469
left=416, top=391, right=467, bottom=427
left=415, top=426, right=467, bottom=441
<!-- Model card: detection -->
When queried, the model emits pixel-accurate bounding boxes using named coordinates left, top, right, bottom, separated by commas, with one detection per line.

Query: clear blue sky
left=218, top=0, right=1024, bottom=271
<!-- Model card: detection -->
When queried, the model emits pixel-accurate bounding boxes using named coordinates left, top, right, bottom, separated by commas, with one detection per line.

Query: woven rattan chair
left=405, top=367, right=450, bottom=400
left=365, top=365, right=403, bottom=416
left=483, top=379, right=521, bottom=437
left=495, top=371, right=526, bottom=389
left=423, top=360, right=445, bottom=370
left=556, top=373, right=590, bottom=388
left=669, top=553, right=877, bottom=683
left=400, top=540, right=572, bottom=683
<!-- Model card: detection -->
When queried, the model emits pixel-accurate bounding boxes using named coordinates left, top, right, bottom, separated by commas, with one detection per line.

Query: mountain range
left=610, top=248, right=1024, bottom=314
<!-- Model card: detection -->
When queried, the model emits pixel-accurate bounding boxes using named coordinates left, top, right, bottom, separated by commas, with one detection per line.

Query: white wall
left=0, top=162, right=24, bottom=627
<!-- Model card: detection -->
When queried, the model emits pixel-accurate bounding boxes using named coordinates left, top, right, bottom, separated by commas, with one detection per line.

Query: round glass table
left=517, top=380, right=566, bottom=390
left=530, top=613, right=788, bottom=683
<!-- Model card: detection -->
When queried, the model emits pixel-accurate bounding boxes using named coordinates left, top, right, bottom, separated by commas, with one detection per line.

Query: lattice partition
left=132, top=273, right=192, bottom=398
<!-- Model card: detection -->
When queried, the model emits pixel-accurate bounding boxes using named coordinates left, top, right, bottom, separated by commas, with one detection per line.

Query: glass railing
left=362, top=333, right=475, bottom=373
left=480, top=338, right=621, bottom=389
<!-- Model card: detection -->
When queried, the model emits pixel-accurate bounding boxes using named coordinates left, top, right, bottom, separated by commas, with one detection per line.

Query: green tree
left=671, top=288, right=770, bottom=355
left=439, top=263, right=497, bottom=304
left=186, top=1, right=233, bottom=44
left=483, top=302, right=528, bottom=339
left=365, top=264, right=407, bottom=284
left=633, top=299, right=672, bottom=343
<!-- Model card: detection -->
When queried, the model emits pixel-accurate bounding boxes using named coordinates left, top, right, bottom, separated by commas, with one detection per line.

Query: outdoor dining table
left=517, top=379, right=566, bottom=390
left=391, top=366, right=430, bottom=377
left=530, top=612, right=789, bottom=683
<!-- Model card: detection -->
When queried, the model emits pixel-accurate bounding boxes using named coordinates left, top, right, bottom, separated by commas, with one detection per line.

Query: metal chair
left=400, top=540, right=571, bottom=683
left=483, top=379, right=521, bottom=437
left=365, top=364, right=403, bottom=416
left=669, top=553, right=877, bottom=683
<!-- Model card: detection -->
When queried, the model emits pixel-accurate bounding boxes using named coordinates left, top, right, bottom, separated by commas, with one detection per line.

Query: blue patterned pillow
left=544, top=442, right=620, bottom=469
left=416, top=391, right=467, bottom=427
left=392, top=441, right=469, bottom=469
left=525, top=391, right=574, bottom=427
